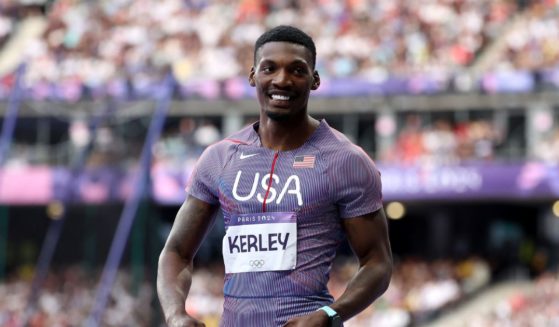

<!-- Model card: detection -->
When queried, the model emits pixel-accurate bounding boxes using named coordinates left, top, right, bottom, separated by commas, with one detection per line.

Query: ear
left=248, top=67, right=256, bottom=87
left=311, top=71, right=320, bottom=90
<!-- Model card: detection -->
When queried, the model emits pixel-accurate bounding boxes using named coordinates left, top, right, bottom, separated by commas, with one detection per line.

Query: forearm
left=157, top=250, right=195, bottom=323
left=330, top=259, right=392, bottom=321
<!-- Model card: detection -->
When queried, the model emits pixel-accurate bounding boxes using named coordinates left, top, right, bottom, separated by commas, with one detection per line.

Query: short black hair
left=253, top=25, right=316, bottom=68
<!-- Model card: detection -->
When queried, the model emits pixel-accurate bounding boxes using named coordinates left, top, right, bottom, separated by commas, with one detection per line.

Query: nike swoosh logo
left=240, top=153, right=258, bottom=159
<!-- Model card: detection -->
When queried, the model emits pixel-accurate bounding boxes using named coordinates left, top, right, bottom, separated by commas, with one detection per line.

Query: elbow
left=362, top=255, right=393, bottom=297
left=157, top=247, right=171, bottom=274
left=158, top=244, right=176, bottom=268
left=158, top=248, right=169, bottom=268
left=379, top=261, right=393, bottom=294
left=158, top=244, right=193, bottom=269
left=372, top=257, right=392, bottom=296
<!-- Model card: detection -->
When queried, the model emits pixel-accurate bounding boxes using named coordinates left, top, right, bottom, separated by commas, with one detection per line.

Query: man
left=157, top=25, right=393, bottom=327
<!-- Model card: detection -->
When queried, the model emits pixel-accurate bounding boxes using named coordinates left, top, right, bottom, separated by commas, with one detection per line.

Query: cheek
left=255, top=84, right=268, bottom=101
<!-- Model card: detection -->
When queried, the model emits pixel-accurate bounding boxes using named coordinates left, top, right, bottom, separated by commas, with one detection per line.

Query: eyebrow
left=258, top=58, right=311, bottom=67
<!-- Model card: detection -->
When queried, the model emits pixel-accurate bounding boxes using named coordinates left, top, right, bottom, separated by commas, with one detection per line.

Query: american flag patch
left=293, top=155, right=315, bottom=168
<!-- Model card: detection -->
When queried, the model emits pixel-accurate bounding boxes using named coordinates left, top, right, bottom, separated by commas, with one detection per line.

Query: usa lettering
left=232, top=171, right=303, bottom=205
left=228, top=233, right=290, bottom=254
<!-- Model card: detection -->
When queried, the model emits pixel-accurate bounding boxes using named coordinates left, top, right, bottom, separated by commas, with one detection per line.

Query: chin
left=265, top=110, right=291, bottom=122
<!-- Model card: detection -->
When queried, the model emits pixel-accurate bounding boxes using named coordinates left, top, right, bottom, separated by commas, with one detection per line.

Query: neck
left=258, top=115, right=319, bottom=151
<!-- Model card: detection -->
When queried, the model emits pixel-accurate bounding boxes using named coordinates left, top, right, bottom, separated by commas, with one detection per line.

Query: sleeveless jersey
left=186, top=120, right=383, bottom=326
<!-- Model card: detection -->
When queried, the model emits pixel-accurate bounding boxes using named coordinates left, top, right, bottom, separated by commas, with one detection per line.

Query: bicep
left=342, top=208, right=392, bottom=266
left=163, top=195, right=219, bottom=262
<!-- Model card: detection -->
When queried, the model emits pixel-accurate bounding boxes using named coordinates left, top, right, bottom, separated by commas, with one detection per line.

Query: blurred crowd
left=382, top=115, right=505, bottom=165
left=7, top=113, right=559, bottom=169
left=330, top=257, right=491, bottom=327
left=0, top=4, right=15, bottom=48
left=495, top=1, right=559, bottom=72
left=183, top=257, right=491, bottom=327
left=533, top=127, right=559, bottom=164
left=0, top=266, right=154, bottom=327
left=462, top=272, right=559, bottom=327
left=384, top=114, right=559, bottom=165
left=2, top=258, right=556, bottom=327
left=0, top=258, right=490, bottom=327
left=0, top=0, right=557, bottom=99
left=0, top=117, right=221, bottom=168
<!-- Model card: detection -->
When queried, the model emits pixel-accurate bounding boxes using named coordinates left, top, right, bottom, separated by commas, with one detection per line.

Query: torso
left=186, top=119, right=382, bottom=326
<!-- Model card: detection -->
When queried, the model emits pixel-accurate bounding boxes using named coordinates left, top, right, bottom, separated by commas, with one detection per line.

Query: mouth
left=268, top=92, right=294, bottom=107
left=270, top=94, right=290, bottom=101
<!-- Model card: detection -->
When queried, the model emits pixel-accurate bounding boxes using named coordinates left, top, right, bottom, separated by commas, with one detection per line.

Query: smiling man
left=157, top=25, right=393, bottom=327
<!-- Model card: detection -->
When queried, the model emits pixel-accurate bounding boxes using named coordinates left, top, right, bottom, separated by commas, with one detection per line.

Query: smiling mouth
left=270, top=94, right=291, bottom=101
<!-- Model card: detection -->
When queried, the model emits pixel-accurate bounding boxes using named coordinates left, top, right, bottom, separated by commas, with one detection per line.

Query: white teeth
left=271, top=94, right=290, bottom=101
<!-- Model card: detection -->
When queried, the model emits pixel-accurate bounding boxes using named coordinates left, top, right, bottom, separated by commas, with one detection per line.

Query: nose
left=272, top=69, right=292, bottom=88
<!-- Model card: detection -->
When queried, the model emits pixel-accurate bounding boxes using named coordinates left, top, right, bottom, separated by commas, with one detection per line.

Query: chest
left=218, top=148, right=330, bottom=213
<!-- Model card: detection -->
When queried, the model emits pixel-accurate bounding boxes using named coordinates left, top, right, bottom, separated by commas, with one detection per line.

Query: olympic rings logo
left=249, top=259, right=265, bottom=268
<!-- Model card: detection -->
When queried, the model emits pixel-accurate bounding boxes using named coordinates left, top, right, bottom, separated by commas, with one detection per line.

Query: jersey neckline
left=247, top=119, right=329, bottom=153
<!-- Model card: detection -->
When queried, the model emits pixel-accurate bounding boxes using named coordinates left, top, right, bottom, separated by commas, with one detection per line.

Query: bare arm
left=157, top=196, right=219, bottom=327
left=284, top=207, right=392, bottom=327
left=330, top=207, right=393, bottom=320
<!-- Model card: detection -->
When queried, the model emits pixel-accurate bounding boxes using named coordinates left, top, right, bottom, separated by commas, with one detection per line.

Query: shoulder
left=201, top=124, right=256, bottom=160
left=319, top=123, right=376, bottom=169
left=223, top=123, right=258, bottom=146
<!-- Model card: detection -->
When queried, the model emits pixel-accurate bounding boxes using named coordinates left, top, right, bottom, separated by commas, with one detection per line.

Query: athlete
left=157, top=25, right=393, bottom=327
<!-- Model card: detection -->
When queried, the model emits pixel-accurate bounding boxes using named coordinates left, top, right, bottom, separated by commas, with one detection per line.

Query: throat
left=257, top=117, right=320, bottom=151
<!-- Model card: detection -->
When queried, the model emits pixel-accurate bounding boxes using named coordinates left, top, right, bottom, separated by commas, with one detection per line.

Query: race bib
left=222, top=212, right=297, bottom=274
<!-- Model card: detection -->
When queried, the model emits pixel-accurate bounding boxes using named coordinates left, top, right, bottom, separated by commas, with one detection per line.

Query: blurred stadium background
left=0, top=0, right=558, bottom=326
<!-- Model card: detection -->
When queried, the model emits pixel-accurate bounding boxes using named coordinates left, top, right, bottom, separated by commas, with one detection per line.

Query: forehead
left=256, top=42, right=313, bottom=66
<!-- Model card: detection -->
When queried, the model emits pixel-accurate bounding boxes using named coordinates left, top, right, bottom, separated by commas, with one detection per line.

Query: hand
left=166, top=314, right=206, bottom=327
left=282, top=310, right=330, bottom=327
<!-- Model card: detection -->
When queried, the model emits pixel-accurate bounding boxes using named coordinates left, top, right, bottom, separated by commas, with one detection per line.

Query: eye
left=260, top=66, right=274, bottom=73
left=293, top=67, right=308, bottom=75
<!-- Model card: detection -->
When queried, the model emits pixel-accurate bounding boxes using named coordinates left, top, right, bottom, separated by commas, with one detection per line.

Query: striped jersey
left=186, top=119, right=383, bottom=326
